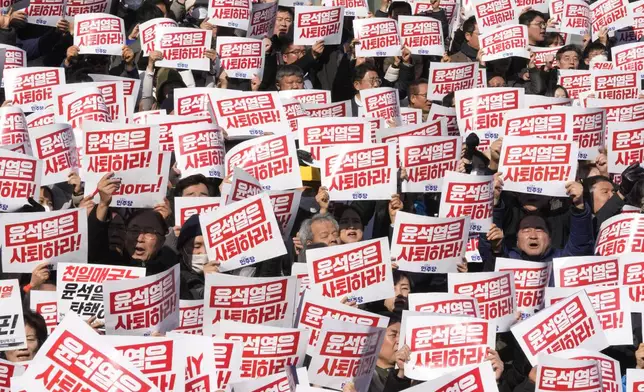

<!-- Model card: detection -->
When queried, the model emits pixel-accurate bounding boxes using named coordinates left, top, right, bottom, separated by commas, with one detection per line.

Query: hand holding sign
left=565, top=181, right=584, bottom=209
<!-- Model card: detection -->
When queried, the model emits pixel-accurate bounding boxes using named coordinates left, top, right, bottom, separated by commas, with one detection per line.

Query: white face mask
left=190, top=253, right=209, bottom=274
left=42, top=204, right=51, bottom=212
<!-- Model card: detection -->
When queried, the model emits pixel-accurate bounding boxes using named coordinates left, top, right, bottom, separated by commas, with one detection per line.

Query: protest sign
left=203, top=274, right=298, bottom=335
left=407, top=293, right=480, bottom=317
left=0, top=149, right=41, bottom=212
left=473, top=0, right=515, bottom=33
left=560, top=0, right=591, bottom=36
left=21, top=312, right=159, bottom=392
left=596, top=214, right=644, bottom=256
left=296, top=291, right=389, bottom=355
left=0, top=208, right=87, bottom=273
left=398, top=363, right=499, bottom=392
left=428, top=104, right=459, bottom=136
left=569, top=107, right=605, bottom=160
left=174, top=300, right=204, bottom=335
left=164, top=333, right=215, bottom=391
left=401, top=312, right=495, bottom=380
left=628, top=369, right=644, bottom=392
left=511, top=290, right=608, bottom=366
left=591, top=70, right=641, bottom=100
left=223, top=167, right=262, bottom=205
left=173, top=197, right=221, bottom=227
left=4, top=67, right=65, bottom=112
left=495, top=258, right=550, bottom=320
left=57, top=263, right=145, bottom=322
left=611, top=42, right=644, bottom=72
left=65, top=0, right=114, bottom=18
left=455, top=87, right=524, bottom=148
left=247, top=2, right=277, bottom=39
left=209, top=0, right=251, bottom=30
left=212, top=338, right=244, bottom=392
left=230, top=368, right=309, bottom=392
left=0, top=280, right=26, bottom=352
left=0, top=107, right=28, bottom=148
left=590, top=60, right=614, bottom=70
left=619, top=253, right=644, bottom=312
left=479, top=24, right=529, bottom=62
left=353, top=18, right=401, bottom=57
left=306, top=237, right=394, bottom=305
left=498, top=136, right=578, bottom=197
left=391, top=212, right=469, bottom=273
left=281, top=98, right=308, bottom=134
left=377, top=119, right=448, bottom=165
left=449, top=272, right=517, bottom=332
left=28, top=124, right=79, bottom=185
left=400, top=108, right=421, bottom=125
left=110, top=335, right=185, bottom=392
left=225, top=134, right=301, bottom=190
left=268, top=190, right=303, bottom=240
left=399, top=136, right=461, bottom=193
left=30, top=290, right=58, bottom=334
left=0, top=359, right=25, bottom=392
left=0, top=143, right=30, bottom=155
left=360, top=87, right=401, bottom=125
left=590, top=0, right=631, bottom=40
left=217, top=321, right=308, bottom=379
left=173, top=123, right=225, bottom=179
left=216, top=37, right=265, bottom=80
left=280, top=89, right=331, bottom=105
left=60, top=87, right=113, bottom=128
left=139, top=18, right=178, bottom=56
left=89, top=74, right=140, bottom=118
left=587, top=98, right=644, bottom=123
left=552, top=256, right=619, bottom=287
left=607, top=121, right=644, bottom=175
left=294, top=6, right=345, bottom=46
left=502, top=107, right=572, bottom=140
left=323, top=0, right=368, bottom=16
left=0, top=45, right=26, bottom=87
left=558, top=70, right=591, bottom=100
left=616, top=8, right=644, bottom=44
left=25, top=0, right=64, bottom=27
left=146, top=114, right=212, bottom=152
left=545, top=286, right=633, bottom=346
left=308, top=318, right=385, bottom=392
left=529, top=46, right=560, bottom=69
left=103, top=264, right=180, bottom=336
left=428, top=62, right=478, bottom=100
left=199, top=193, right=287, bottom=272
left=303, top=100, right=352, bottom=118
left=398, top=16, right=443, bottom=56
left=297, top=117, right=370, bottom=161
left=73, top=13, right=125, bottom=56
left=552, top=349, right=622, bottom=392
left=527, top=96, right=571, bottom=110
left=155, top=27, right=212, bottom=71
left=320, top=143, right=396, bottom=201
left=212, top=90, right=289, bottom=138
left=439, top=171, right=493, bottom=233
left=535, top=355, right=602, bottom=392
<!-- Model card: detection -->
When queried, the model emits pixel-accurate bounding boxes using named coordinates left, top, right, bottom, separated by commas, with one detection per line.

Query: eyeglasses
left=365, top=77, right=382, bottom=85
left=285, top=49, right=306, bottom=56
left=126, top=227, right=162, bottom=240
left=530, top=22, right=547, bottom=28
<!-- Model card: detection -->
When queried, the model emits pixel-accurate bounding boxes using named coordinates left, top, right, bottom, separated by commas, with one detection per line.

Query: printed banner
left=607, top=121, right=644, bottom=174
left=65, top=0, right=114, bottom=18
left=530, top=46, right=560, bottom=69
left=498, top=136, right=578, bottom=197
left=320, top=143, right=396, bottom=201
left=217, top=321, right=308, bottom=379
left=174, top=299, right=204, bottom=335
left=558, top=70, right=591, bottom=100
left=587, top=98, right=644, bottom=123
left=570, top=107, right=605, bottom=160
left=0, top=45, right=26, bottom=87
left=216, top=37, right=265, bottom=80
left=303, top=100, right=352, bottom=118
left=428, top=104, right=459, bottom=136
left=401, top=312, right=495, bottom=380
left=268, top=189, right=303, bottom=240
left=479, top=24, right=529, bottom=62
left=307, top=318, right=385, bottom=392
left=590, top=0, right=631, bottom=40
left=0, top=280, right=26, bottom=352
left=360, top=87, right=401, bottom=125
left=230, top=367, right=309, bottom=392
left=73, top=13, right=125, bottom=56
left=322, top=0, right=368, bottom=16
left=162, top=333, right=215, bottom=391
left=280, top=89, right=331, bottom=106
left=199, top=193, right=287, bottom=272
left=510, top=290, right=608, bottom=366
left=173, top=197, right=221, bottom=227
left=0, top=149, right=41, bottom=212
left=306, top=237, right=394, bottom=305
left=26, top=110, right=55, bottom=130
left=398, top=15, right=444, bottom=56
left=591, top=69, right=641, bottom=100
left=102, top=264, right=180, bottom=336
left=139, top=18, right=178, bottom=56
left=146, top=114, right=212, bottom=152
left=0, top=359, right=25, bottom=392
left=397, top=363, right=499, bottom=392
left=535, top=355, right=602, bottom=392
left=439, top=171, right=493, bottom=233
left=399, top=136, right=461, bottom=193
left=428, top=62, right=478, bottom=101
left=155, top=27, right=212, bottom=71
left=551, top=349, right=622, bottom=392
left=297, top=117, right=370, bottom=161
left=225, top=134, right=301, bottom=190
left=495, top=258, right=550, bottom=320
left=1, top=209, right=87, bottom=273
left=400, top=108, right=421, bottom=125
left=294, top=6, right=345, bottom=46
left=527, top=96, right=571, bottom=110
left=407, top=292, right=480, bottom=317
left=612, top=41, right=644, bottom=72
left=391, top=212, right=469, bottom=273
left=59, top=87, right=112, bottom=128
left=25, top=0, right=65, bottom=27
left=0, top=107, right=28, bottom=149
left=21, top=312, right=159, bottom=392
left=619, top=253, right=644, bottom=312
left=212, top=90, right=289, bottom=138
left=30, top=290, right=58, bottom=335
left=596, top=214, right=644, bottom=256
left=247, top=2, right=277, bottom=40
left=353, top=18, right=402, bottom=57
left=209, top=0, right=251, bottom=30
left=26, top=124, right=76, bottom=184
left=281, top=98, right=308, bottom=133
left=552, top=256, right=619, bottom=287
left=502, top=107, right=573, bottom=140
left=449, top=272, right=517, bottom=332
left=173, top=123, right=225, bottom=179
left=628, top=369, right=644, bottom=392
left=223, top=167, right=262, bottom=205
left=473, top=0, right=515, bottom=33
left=560, top=0, right=591, bottom=36
left=89, top=74, right=140, bottom=118
left=57, top=80, right=125, bottom=121
left=377, top=119, right=448, bottom=168
left=4, top=67, right=65, bottom=112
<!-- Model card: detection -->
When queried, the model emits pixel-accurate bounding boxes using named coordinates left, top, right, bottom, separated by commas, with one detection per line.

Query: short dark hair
left=556, top=44, right=582, bottom=61
left=277, top=5, right=293, bottom=17
left=136, top=2, right=164, bottom=23
left=24, top=309, right=48, bottom=348
left=442, top=91, right=455, bottom=107
left=519, top=10, right=545, bottom=26
left=583, top=42, right=606, bottom=59
left=174, top=174, right=215, bottom=197
left=276, top=64, right=304, bottom=84
left=409, top=78, right=428, bottom=96
left=352, top=63, right=378, bottom=85
left=544, top=32, right=564, bottom=47
left=388, top=1, right=412, bottom=19
left=463, top=16, right=477, bottom=35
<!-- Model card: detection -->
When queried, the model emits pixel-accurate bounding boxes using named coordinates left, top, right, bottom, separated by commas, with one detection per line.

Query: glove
left=620, top=163, right=644, bottom=196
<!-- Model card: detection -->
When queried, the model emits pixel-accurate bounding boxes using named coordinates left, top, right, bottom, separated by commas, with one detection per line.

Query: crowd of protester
left=2, top=0, right=644, bottom=391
